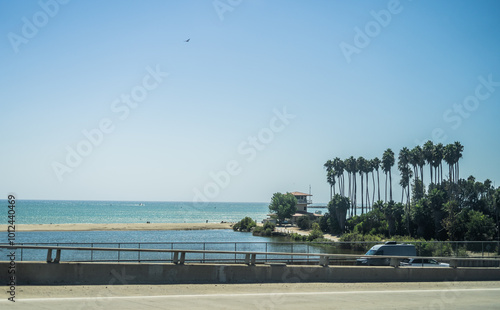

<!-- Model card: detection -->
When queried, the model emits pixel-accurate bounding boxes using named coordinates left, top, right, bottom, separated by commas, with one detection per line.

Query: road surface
left=4, top=281, right=500, bottom=309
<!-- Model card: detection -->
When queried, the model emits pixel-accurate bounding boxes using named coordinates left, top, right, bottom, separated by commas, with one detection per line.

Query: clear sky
left=1, top=0, right=499, bottom=204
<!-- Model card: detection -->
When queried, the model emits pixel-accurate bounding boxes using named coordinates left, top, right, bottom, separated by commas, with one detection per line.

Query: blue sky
left=1, top=0, right=499, bottom=204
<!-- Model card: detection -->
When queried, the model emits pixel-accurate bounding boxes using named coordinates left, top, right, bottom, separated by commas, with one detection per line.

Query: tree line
left=323, top=141, right=500, bottom=241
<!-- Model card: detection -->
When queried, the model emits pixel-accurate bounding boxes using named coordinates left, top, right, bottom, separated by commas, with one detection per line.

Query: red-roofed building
left=289, top=191, right=312, bottom=213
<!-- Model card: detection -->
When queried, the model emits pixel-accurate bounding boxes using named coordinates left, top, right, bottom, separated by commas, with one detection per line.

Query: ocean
left=8, top=200, right=270, bottom=225
left=6, top=199, right=326, bottom=225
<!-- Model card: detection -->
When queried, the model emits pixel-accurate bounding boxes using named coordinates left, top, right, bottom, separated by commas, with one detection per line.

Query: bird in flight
left=185, top=38, right=190, bottom=42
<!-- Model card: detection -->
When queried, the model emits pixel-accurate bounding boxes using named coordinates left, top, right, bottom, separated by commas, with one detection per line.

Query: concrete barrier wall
left=450, top=259, right=500, bottom=268
left=1, top=262, right=500, bottom=285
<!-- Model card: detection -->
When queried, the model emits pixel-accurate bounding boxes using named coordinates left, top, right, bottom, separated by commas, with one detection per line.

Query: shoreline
left=0, top=222, right=233, bottom=232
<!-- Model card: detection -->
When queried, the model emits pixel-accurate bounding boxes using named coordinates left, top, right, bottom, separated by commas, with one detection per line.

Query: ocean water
left=6, top=200, right=270, bottom=224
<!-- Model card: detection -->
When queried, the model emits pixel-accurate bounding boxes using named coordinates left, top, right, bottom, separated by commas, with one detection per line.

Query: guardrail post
left=54, top=249, right=61, bottom=263
left=46, top=249, right=52, bottom=263
left=173, top=252, right=179, bottom=264
left=450, top=259, right=458, bottom=269
left=180, top=252, right=186, bottom=265
left=390, top=258, right=401, bottom=268
left=245, top=253, right=256, bottom=266
left=319, top=256, right=329, bottom=267
left=46, top=248, right=61, bottom=263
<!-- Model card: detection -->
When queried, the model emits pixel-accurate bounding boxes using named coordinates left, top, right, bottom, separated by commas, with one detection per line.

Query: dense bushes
left=338, top=232, right=468, bottom=256
left=253, top=221, right=276, bottom=236
left=233, top=217, right=256, bottom=232
left=288, top=223, right=324, bottom=242
left=297, top=215, right=312, bottom=230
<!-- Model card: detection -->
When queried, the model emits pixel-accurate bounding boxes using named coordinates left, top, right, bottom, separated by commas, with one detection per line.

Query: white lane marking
left=4, top=288, right=500, bottom=302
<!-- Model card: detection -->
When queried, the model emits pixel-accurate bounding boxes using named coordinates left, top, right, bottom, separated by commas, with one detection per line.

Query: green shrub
left=263, top=221, right=276, bottom=231
left=307, top=223, right=324, bottom=241
left=252, top=221, right=276, bottom=236
left=339, top=232, right=383, bottom=251
left=319, top=213, right=330, bottom=233
left=290, top=233, right=307, bottom=241
left=252, top=226, right=264, bottom=235
left=297, top=215, right=312, bottom=230
left=233, top=217, right=256, bottom=232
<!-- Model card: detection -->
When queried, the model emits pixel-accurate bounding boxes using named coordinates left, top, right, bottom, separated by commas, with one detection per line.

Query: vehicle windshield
left=365, top=250, right=377, bottom=255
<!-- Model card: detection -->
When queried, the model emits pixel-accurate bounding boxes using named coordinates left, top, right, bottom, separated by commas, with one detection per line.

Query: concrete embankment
left=2, top=262, right=500, bottom=285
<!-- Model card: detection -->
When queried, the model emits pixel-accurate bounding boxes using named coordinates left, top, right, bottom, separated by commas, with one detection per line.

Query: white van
left=356, top=241, right=417, bottom=266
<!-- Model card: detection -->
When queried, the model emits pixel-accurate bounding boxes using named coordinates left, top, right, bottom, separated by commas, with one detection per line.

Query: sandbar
left=0, top=222, right=233, bottom=232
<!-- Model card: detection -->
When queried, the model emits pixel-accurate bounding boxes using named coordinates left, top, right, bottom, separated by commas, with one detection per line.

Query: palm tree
left=398, top=147, right=412, bottom=205
left=409, top=146, right=419, bottom=183
left=357, top=157, right=366, bottom=214
left=433, top=143, right=444, bottom=184
left=423, top=140, right=434, bottom=185
left=398, top=147, right=413, bottom=234
left=382, top=149, right=395, bottom=202
left=453, top=141, right=464, bottom=183
left=365, top=160, right=372, bottom=211
left=372, top=157, right=381, bottom=202
left=411, top=145, right=425, bottom=184
left=444, top=144, right=455, bottom=184
left=416, top=146, right=426, bottom=192
left=345, top=156, right=357, bottom=216
left=344, top=157, right=352, bottom=212
left=333, top=157, right=345, bottom=196
left=324, top=160, right=335, bottom=200
left=369, top=159, right=377, bottom=208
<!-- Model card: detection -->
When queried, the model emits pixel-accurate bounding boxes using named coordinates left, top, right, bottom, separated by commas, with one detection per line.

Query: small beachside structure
left=290, top=191, right=312, bottom=212
left=289, top=191, right=316, bottom=225
left=263, top=191, right=316, bottom=225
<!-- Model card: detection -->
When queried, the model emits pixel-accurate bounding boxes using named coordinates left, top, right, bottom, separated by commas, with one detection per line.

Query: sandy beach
left=0, top=222, right=233, bottom=232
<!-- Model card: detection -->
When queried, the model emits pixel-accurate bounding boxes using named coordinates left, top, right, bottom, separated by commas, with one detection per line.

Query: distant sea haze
left=8, top=200, right=273, bottom=225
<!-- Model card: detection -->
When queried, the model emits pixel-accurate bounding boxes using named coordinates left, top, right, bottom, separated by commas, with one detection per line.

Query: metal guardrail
left=2, top=244, right=349, bottom=266
left=1, top=242, right=327, bottom=264
left=0, top=241, right=500, bottom=263
left=2, top=244, right=499, bottom=268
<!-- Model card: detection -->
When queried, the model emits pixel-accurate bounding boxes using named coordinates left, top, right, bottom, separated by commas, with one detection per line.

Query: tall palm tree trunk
left=372, top=172, right=376, bottom=206
left=385, top=173, right=388, bottom=202
left=377, top=170, right=381, bottom=202
left=360, top=174, right=364, bottom=214
left=389, top=170, right=393, bottom=201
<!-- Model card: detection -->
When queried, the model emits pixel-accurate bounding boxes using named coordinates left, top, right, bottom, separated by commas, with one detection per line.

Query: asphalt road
left=4, top=282, right=500, bottom=310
